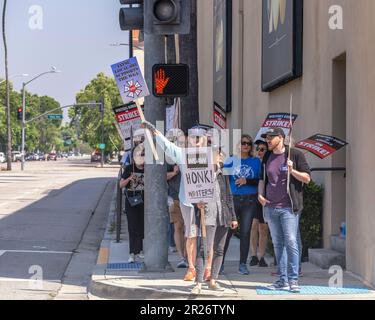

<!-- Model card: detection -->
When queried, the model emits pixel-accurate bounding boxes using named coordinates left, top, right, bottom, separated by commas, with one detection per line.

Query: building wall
left=197, top=0, right=375, bottom=286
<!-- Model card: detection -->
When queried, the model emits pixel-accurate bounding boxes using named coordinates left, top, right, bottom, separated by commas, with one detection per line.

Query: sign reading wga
left=268, top=0, right=287, bottom=33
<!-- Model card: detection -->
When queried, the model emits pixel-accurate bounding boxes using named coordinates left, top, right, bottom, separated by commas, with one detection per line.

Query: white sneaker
left=137, top=251, right=144, bottom=260
left=128, top=253, right=135, bottom=263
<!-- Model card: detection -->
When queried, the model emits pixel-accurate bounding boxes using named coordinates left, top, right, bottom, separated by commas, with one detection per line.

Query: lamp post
left=21, top=67, right=61, bottom=171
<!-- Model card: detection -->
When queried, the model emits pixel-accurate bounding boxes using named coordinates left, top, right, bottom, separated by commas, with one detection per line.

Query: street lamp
left=21, top=66, right=61, bottom=171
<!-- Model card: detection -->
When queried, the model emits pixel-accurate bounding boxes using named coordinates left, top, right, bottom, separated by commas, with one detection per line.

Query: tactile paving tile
left=107, top=262, right=144, bottom=270
left=256, top=285, right=372, bottom=295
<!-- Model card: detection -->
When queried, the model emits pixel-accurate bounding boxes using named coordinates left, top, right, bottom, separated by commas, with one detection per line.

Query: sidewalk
left=89, top=188, right=375, bottom=300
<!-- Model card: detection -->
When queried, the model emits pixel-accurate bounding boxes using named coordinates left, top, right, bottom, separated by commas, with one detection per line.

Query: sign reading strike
left=182, top=147, right=215, bottom=204
left=254, top=112, right=298, bottom=142
left=296, top=134, right=348, bottom=159
left=111, top=57, right=150, bottom=104
left=113, top=102, right=143, bottom=152
left=213, top=103, right=226, bottom=130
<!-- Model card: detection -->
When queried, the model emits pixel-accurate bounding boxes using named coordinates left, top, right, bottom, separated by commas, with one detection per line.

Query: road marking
left=0, top=250, right=72, bottom=255
left=0, top=277, right=61, bottom=284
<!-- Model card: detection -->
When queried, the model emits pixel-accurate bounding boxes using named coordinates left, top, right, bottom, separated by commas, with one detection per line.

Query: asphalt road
left=0, top=158, right=118, bottom=299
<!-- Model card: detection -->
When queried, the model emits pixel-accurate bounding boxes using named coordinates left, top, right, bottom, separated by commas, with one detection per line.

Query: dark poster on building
left=296, top=134, right=348, bottom=159
left=262, top=0, right=303, bottom=92
left=213, top=0, right=232, bottom=113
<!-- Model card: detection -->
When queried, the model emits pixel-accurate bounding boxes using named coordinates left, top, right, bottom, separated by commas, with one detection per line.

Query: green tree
left=71, top=73, right=123, bottom=156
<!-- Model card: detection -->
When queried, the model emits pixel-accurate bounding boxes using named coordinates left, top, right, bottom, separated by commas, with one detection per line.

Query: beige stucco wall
left=197, top=0, right=375, bottom=286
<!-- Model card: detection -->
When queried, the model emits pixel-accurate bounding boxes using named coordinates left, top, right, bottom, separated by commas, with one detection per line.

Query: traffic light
left=144, top=0, right=191, bottom=35
left=119, top=0, right=144, bottom=31
left=17, top=108, right=23, bottom=120
left=152, top=64, right=189, bottom=97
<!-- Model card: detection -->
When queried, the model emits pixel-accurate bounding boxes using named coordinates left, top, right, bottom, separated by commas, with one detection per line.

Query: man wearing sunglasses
left=258, top=128, right=310, bottom=293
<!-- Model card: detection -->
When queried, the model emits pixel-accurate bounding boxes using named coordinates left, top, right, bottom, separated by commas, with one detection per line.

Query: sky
left=0, top=0, right=131, bottom=122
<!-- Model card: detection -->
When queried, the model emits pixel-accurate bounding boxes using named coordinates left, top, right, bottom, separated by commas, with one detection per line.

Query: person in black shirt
left=120, top=144, right=145, bottom=263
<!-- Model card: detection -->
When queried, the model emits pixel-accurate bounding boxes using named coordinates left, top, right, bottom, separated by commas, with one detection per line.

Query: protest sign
left=181, top=147, right=215, bottom=204
left=254, top=112, right=298, bottom=143
left=111, top=57, right=159, bottom=160
left=113, top=102, right=143, bottom=152
left=111, top=57, right=150, bottom=105
left=295, top=134, right=348, bottom=159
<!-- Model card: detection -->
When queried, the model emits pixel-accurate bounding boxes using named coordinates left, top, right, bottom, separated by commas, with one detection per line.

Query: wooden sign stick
left=135, top=100, right=159, bottom=161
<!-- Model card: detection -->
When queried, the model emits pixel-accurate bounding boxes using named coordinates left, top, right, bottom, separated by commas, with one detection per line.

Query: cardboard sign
left=254, top=112, right=298, bottom=142
left=295, top=134, right=348, bottom=159
left=113, top=102, right=143, bottom=152
left=182, top=147, right=215, bottom=204
left=213, top=103, right=227, bottom=130
left=111, top=57, right=150, bottom=104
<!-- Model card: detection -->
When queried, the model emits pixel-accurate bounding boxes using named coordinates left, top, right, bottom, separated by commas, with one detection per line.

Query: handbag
left=125, top=190, right=143, bottom=207
left=125, top=162, right=144, bottom=207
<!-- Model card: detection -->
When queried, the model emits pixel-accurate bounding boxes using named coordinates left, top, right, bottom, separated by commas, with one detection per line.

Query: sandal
left=191, top=285, right=202, bottom=295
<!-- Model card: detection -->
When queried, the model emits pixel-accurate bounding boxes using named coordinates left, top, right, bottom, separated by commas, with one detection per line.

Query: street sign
left=152, top=64, right=189, bottom=97
left=98, top=144, right=106, bottom=150
left=48, top=114, right=63, bottom=120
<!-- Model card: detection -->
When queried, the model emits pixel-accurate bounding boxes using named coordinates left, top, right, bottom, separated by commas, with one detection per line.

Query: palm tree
left=2, top=0, right=11, bottom=170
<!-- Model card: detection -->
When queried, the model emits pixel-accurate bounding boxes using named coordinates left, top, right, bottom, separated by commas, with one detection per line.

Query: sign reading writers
left=254, top=112, right=298, bottom=143
left=113, top=102, right=143, bottom=152
left=111, top=57, right=150, bottom=104
left=295, top=134, right=348, bottom=159
left=182, top=147, right=215, bottom=204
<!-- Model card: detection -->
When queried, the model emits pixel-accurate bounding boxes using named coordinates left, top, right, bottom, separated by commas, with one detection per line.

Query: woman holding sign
left=191, top=150, right=238, bottom=295
left=222, top=135, right=262, bottom=275
left=119, top=144, right=145, bottom=263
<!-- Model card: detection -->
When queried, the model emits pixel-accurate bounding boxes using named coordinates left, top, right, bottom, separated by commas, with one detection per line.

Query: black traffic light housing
left=152, top=64, right=189, bottom=97
left=119, top=0, right=144, bottom=31
left=144, top=0, right=191, bottom=35
left=17, top=108, right=23, bottom=120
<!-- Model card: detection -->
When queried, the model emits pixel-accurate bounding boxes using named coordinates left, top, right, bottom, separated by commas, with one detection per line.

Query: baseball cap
left=261, top=127, right=286, bottom=139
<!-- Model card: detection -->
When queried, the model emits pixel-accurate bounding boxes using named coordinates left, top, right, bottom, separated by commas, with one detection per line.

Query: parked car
left=33, top=153, right=40, bottom=161
left=47, top=153, right=57, bottom=161
left=11, top=151, right=22, bottom=162
left=25, top=153, right=34, bottom=161
left=38, top=153, right=46, bottom=161
left=90, top=150, right=103, bottom=163
left=0, top=152, right=5, bottom=163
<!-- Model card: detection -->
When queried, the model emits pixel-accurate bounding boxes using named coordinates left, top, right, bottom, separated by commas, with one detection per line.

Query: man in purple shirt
left=258, top=128, right=311, bottom=293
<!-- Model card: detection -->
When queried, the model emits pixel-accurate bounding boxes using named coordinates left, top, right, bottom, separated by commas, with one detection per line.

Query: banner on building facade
left=213, top=103, right=227, bottom=130
left=261, top=0, right=303, bottom=92
left=254, top=112, right=298, bottom=143
left=182, top=147, right=215, bottom=204
left=295, top=134, right=348, bottom=159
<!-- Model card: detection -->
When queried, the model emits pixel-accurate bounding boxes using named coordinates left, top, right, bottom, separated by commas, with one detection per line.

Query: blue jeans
left=265, top=207, right=300, bottom=283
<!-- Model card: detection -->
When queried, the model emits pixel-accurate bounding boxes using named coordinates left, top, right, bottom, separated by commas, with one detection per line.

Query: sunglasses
left=241, top=141, right=252, bottom=146
left=256, top=147, right=266, bottom=152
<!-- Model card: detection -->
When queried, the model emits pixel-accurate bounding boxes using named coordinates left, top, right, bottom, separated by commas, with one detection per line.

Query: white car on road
left=0, top=152, right=5, bottom=163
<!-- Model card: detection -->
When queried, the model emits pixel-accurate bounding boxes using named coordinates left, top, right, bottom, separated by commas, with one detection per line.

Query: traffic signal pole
left=143, top=32, right=170, bottom=272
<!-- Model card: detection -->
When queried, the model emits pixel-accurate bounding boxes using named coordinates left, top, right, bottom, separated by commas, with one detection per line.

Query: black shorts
left=252, top=202, right=266, bottom=224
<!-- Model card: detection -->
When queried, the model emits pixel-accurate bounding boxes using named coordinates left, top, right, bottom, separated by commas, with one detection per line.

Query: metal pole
left=100, top=102, right=104, bottom=168
left=21, top=82, right=26, bottom=171
left=143, top=32, right=169, bottom=272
